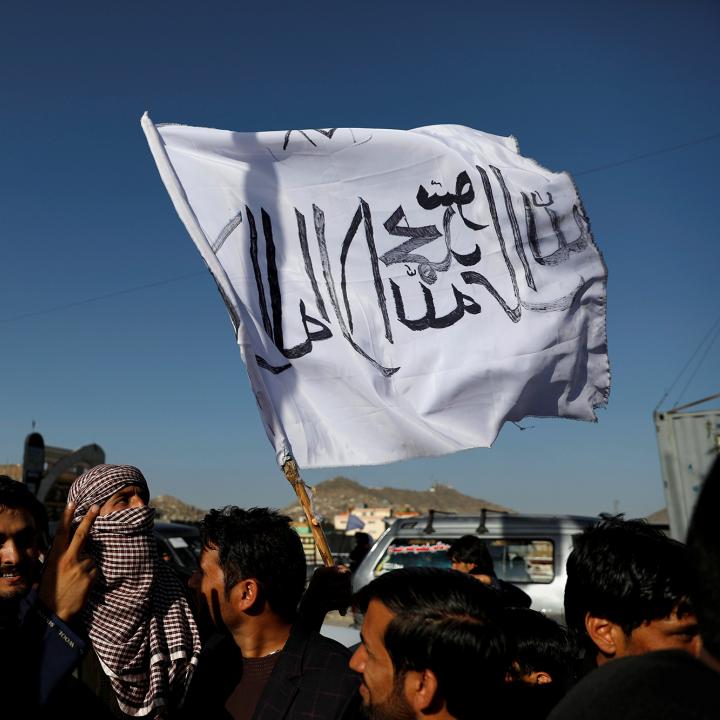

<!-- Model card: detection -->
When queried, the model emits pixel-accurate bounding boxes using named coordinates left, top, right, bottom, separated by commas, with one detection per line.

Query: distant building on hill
left=334, top=507, right=420, bottom=539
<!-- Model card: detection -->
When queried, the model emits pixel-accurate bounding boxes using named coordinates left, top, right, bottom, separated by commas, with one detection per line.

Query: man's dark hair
left=0, top=476, right=48, bottom=544
left=686, top=457, right=720, bottom=660
left=199, top=506, right=306, bottom=621
left=355, top=568, right=507, bottom=719
left=354, top=531, right=371, bottom=546
left=502, top=607, right=572, bottom=690
left=447, top=535, right=495, bottom=576
left=564, top=516, right=692, bottom=648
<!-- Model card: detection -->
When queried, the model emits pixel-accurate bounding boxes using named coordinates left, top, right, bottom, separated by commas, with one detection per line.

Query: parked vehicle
left=351, top=510, right=597, bottom=623
left=154, top=522, right=202, bottom=577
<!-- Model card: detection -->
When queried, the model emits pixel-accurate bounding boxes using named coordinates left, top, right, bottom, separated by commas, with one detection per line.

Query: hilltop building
left=333, top=507, right=420, bottom=539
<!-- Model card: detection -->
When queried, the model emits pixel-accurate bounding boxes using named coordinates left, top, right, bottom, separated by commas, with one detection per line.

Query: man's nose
left=129, top=495, right=147, bottom=509
left=348, top=645, right=366, bottom=673
left=1, top=540, right=21, bottom=565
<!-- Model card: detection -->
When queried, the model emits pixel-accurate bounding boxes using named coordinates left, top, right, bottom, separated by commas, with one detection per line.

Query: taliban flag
left=142, top=115, right=609, bottom=469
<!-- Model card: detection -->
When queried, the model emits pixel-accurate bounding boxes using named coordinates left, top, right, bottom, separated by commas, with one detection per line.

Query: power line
left=3, top=131, right=719, bottom=325
left=574, top=132, right=720, bottom=177
left=0, top=270, right=206, bottom=325
left=672, top=320, right=720, bottom=409
left=654, top=312, right=720, bottom=411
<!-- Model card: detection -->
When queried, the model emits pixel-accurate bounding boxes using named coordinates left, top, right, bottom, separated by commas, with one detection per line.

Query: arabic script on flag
left=142, top=115, right=610, bottom=469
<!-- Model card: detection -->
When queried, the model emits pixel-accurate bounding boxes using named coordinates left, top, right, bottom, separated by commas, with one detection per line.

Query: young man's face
left=189, top=545, right=239, bottom=631
left=349, top=599, right=415, bottom=720
left=0, top=507, right=40, bottom=602
left=618, top=609, right=700, bottom=657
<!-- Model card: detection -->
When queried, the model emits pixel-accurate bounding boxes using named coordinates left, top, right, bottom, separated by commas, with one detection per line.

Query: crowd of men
left=1, top=458, right=719, bottom=719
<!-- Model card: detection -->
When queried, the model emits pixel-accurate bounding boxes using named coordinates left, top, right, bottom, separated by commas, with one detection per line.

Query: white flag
left=142, top=115, right=609, bottom=469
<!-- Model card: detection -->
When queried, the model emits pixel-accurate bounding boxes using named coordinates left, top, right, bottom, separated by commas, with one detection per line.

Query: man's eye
left=16, top=529, right=36, bottom=546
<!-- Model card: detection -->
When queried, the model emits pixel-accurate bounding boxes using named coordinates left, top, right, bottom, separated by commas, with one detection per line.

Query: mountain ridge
left=150, top=478, right=513, bottom=524
left=280, top=476, right=514, bottom=520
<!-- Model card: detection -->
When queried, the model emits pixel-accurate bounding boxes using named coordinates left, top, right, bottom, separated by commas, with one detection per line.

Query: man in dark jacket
left=183, top=506, right=361, bottom=720
left=0, top=475, right=98, bottom=708
left=563, top=515, right=699, bottom=680
left=548, top=458, right=720, bottom=719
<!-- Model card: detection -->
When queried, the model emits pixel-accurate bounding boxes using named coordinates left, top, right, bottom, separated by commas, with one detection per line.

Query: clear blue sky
left=1, top=0, right=718, bottom=518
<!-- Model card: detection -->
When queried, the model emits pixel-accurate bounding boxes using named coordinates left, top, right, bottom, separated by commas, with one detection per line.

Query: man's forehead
left=106, top=483, right=148, bottom=500
left=113, top=483, right=143, bottom=495
left=0, top=506, right=36, bottom=533
left=364, top=599, right=396, bottom=643
left=199, top=544, right=221, bottom=567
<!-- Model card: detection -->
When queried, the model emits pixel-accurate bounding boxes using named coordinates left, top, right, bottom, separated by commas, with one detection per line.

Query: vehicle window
left=488, top=539, right=554, bottom=584
left=373, top=537, right=554, bottom=583
left=172, top=535, right=202, bottom=570
left=374, top=538, right=453, bottom=575
left=157, top=533, right=202, bottom=572
left=172, top=545, right=200, bottom=571
left=184, top=535, right=202, bottom=560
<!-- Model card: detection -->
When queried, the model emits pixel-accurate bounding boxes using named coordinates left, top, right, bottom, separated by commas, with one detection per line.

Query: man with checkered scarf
left=68, top=464, right=202, bottom=718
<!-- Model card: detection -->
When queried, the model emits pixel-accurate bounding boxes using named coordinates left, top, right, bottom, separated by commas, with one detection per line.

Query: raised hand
left=298, top=564, right=352, bottom=631
left=38, top=502, right=99, bottom=622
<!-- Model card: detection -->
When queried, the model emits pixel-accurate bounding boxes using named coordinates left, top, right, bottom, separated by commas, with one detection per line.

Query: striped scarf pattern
left=68, top=465, right=201, bottom=716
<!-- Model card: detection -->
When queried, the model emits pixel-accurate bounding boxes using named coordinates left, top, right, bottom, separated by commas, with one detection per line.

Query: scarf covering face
left=67, top=464, right=201, bottom=717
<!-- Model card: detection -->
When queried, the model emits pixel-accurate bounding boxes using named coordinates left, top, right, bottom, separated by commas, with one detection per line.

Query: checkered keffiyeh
left=68, top=465, right=201, bottom=717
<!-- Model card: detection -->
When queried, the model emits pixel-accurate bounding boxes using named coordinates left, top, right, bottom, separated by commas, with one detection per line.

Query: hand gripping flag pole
left=142, top=112, right=610, bottom=569
left=141, top=112, right=339, bottom=565
left=282, top=458, right=335, bottom=567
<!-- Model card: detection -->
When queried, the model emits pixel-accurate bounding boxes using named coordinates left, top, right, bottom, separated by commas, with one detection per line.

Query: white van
left=350, top=510, right=597, bottom=623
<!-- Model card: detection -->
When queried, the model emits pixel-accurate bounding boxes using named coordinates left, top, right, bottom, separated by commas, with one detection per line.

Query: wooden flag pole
left=282, top=457, right=335, bottom=567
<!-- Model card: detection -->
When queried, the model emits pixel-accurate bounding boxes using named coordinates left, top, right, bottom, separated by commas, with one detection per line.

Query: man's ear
left=233, top=578, right=262, bottom=613
left=585, top=613, right=623, bottom=661
left=404, top=668, right=440, bottom=714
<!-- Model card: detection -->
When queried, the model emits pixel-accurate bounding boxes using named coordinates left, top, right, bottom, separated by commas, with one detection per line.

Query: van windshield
left=374, top=537, right=554, bottom=583
left=374, top=539, right=453, bottom=574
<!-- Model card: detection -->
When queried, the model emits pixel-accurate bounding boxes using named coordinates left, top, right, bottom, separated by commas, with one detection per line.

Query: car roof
left=154, top=522, right=199, bottom=534
left=390, top=513, right=597, bottom=536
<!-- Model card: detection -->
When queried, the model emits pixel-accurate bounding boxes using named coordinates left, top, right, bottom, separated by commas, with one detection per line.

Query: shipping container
left=654, top=404, right=720, bottom=540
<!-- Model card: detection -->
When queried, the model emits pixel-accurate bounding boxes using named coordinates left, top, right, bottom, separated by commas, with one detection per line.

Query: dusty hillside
left=150, top=478, right=512, bottom=524
left=281, top=476, right=513, bottom=520
left=151, top=494, right=206, bottom=523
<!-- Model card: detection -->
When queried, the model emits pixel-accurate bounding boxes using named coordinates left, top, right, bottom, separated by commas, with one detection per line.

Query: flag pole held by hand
left=282, top=457, right=335, bottom=567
